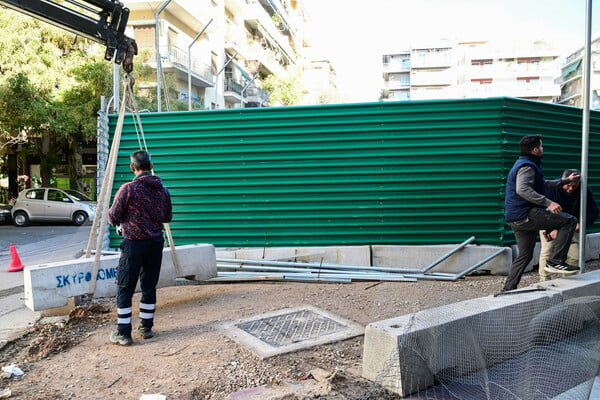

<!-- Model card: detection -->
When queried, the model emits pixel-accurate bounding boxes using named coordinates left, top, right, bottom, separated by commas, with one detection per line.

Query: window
left=471, top=59, right=493, bottom=66
left=471, top=78, right=492, bottom=85
left=517, top=77, right=540, bottom=85
left=25, top=189, right=45, bottom=200
left=517, top=57, right=540, bottom=65
left=48, top=189, right=70, bottom=202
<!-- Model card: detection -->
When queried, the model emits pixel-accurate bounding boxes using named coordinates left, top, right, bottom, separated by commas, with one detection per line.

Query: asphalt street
left=0, top=223, right=92, bottom=344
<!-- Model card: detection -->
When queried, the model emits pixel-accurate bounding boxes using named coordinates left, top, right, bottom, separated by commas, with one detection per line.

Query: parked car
left=11, top=188, right=96, bottom=227
left=0, top=203, right=12, bottom=224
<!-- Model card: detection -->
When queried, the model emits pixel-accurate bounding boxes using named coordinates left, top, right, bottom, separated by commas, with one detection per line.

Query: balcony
left=245, top=86, right=270, bottom=107
left=384, top=80, right=410, bottom=90
left=383, top=61, right=411, bottom=73
left=225, top=22, right=250, bottom=58
left=410, top=53, right=453, bottom=68
left=464, top=82, right=560, bottom=98
left=155, top=46, right=214, bottom=88
left=466, top=63, right=559, bottom=80
left=244, top=1, right=296, bottom=65
left=410, top=69, right=455, bottom=86
left=224, top=80, right=244, bottom=103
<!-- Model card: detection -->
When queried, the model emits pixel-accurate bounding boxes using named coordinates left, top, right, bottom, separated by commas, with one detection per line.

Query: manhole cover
left=236, top=309, right=346, bottom=347
left=219, top=305, right=364, bottom=359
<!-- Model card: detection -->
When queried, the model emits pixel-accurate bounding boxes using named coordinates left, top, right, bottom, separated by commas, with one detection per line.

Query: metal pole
left=216, top=52, right=238, bottom=77
left=112, top=63, right=120, bottom=113
left=188, top=19, right=213, bottom=111
left=155, top=0, right=171, bottom=113
left=240, top=73, right=258, bottom=108
left=579, top=0, right=592, bottom=272
left=420, top=236, right=476, bottom=273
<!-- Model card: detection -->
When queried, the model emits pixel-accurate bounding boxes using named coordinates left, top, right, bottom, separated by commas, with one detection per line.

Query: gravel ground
left=0, top=261, right=596, bottom=400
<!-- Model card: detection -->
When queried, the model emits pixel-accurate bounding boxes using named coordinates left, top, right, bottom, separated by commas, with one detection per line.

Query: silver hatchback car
left=11, top=187, right=97, bottom=227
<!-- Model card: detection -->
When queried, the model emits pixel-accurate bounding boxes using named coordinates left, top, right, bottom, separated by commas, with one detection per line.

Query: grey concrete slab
left=362, top=270, right=600, bottom=397
left=372, top=243, right=513, bottom=275
left=218, top=305, right=363, bottom=359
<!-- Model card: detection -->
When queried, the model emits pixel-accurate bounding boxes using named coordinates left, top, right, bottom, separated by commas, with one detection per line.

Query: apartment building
left=125, top=0, right=307, bottom=110
left=556, top=36, right=600, bottom=108
left=410, top=42, right=456, bottom=100
left=301, top=59, right=339, bottom=104
left=382, top=39, right=561, bottom=103
left=457, top=40, right=560, bottom=102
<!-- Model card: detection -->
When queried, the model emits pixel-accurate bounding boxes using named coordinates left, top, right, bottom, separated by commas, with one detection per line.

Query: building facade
left=125, top=0, right=308, bottom=110
left=382, top=40, right=562, bottom=103
left=556, top=36, right=600, bottom=109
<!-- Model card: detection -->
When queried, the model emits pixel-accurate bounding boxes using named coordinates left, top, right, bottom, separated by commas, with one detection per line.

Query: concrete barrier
left=24, top=243, right=216, bottom=311
left=372, top=243, right=512, bottom=275
left=362, top=270, right=600, bottom=397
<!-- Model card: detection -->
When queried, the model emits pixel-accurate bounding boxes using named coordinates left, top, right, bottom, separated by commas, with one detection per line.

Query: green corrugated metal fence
left=106, top=97, right=600, bottom=248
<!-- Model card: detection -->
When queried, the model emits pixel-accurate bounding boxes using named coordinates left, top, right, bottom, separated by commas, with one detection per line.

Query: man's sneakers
left=109, top=331, right=133, bottom=346
left=544, top=261, right=580, bottom=275
left=138, top=325, right=155, bottom=339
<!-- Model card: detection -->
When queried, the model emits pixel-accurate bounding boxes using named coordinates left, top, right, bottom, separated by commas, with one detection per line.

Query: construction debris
left=210, top=238, right=505, bottom=283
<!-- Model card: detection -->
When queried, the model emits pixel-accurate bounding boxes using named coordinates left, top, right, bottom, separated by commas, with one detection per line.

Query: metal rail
left=214, top=237, right=507, bottom=283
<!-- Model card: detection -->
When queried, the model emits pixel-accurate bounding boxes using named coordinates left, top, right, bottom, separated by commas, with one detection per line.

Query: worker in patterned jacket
left=108, top=150, right=172, bottom=346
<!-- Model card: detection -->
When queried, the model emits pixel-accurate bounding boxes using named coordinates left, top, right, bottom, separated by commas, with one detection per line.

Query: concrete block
left=372, top=244, right=512, bottom=275
left=24, top=244, right=216, bottom=311
left=232, top=246, right=371, bottom=266
left=362, top=270, right=600, bottom=397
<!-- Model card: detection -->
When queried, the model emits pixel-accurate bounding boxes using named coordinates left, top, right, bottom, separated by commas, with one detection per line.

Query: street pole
left=188, top=19, right=213, bottom=111
left=579, top=0, right=592, bottom=272
left=155, top=0, right=171, bottom=113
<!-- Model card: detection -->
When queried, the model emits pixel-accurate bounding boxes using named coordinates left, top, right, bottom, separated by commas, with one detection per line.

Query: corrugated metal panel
left=107, top=97, right=599, bottom=248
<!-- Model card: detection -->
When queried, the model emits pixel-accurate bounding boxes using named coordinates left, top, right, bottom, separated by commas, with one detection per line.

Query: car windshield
left=63, top=189, right=93, bottom=202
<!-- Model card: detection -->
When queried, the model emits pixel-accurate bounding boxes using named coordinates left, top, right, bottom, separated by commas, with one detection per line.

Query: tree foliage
left=0, top=7, right=112, bottom=188
left=262, top=71, right=305, bottom=106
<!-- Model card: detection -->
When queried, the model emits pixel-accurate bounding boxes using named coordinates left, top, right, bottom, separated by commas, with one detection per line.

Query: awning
left=234, top=62, right=252, bottom=81
left=562, top=60, right=581, bottom=78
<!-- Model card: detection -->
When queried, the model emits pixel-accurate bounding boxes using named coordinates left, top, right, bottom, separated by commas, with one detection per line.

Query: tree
left=58, top=62, right=112, bottom=190
left=0, top=73, right=56, bottom=186
left=0, top=8, right=110, bottom=190
left=262, top=71, right=305, bottom=106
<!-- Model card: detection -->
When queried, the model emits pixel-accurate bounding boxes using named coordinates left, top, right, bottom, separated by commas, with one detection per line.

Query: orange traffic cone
left=7, top=243, right=24, bottom=272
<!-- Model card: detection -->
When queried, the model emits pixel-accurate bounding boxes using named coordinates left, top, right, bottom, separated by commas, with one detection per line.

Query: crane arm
left=0, top=0, right=137, bottom=72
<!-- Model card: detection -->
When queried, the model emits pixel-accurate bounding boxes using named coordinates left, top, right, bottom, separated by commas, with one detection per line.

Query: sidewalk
left=0, top=226, right=91, bottom=345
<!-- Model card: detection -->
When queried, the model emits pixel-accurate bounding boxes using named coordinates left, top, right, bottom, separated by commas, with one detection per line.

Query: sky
left=302, top=0, right=600, bottom=102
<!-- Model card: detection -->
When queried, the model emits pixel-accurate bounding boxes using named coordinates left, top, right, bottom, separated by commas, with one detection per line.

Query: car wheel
left=13, top=211, right=29, bottom=227
left=73, top=211, right=88, bottom=226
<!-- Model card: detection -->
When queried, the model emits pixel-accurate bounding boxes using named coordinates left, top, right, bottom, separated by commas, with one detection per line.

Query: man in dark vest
left=538, top=168, right=599, bottom=281
left=503, top=135, right=580, bottom=292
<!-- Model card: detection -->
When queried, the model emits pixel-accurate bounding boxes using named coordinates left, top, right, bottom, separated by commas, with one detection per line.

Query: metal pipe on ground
left=217, top=262, right=413, bottom=278
left=217, top=258, right=424, bottom=274
left=420, top=236, right=476, bottom=273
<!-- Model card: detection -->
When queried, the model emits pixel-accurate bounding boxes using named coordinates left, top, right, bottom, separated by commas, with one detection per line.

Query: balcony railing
left=225, top=80, right=244, bottom=95
left=245, top=86, right=269, bottom=105
left=160, top=45, right=213, bottom=83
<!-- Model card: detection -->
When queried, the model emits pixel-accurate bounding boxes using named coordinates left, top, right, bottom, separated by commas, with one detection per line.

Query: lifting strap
left=86, top=74, right=182, bottom=297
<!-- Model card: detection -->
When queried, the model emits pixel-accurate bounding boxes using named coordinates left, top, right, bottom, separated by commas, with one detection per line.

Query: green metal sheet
left=106, top=97, right=600, bottom=248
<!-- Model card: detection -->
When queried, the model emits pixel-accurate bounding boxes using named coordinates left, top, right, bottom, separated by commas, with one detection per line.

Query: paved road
left=0, top=223, right=93, bottom=344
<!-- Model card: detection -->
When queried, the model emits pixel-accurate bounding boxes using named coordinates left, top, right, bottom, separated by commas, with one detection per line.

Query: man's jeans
left=503, top=207, right=577, bottom=291
left=538, top=231, right=579, bottom=281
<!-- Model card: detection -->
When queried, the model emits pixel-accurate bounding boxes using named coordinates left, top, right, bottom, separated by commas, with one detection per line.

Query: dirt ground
left=0, top=264, right=591, bottom=400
